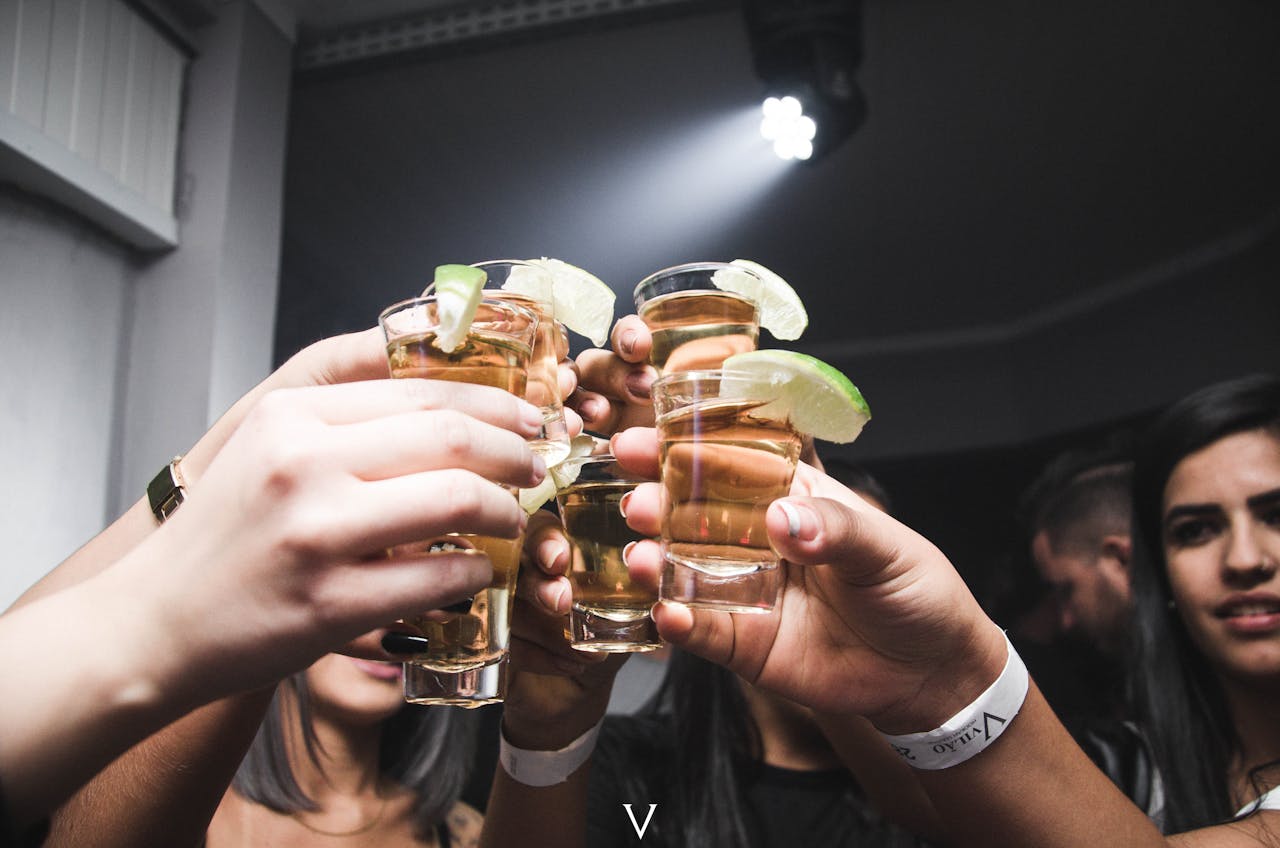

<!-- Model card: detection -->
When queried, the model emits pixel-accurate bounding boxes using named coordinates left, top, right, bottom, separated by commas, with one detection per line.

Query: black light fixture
left=744, top=0, right=867, bottom=162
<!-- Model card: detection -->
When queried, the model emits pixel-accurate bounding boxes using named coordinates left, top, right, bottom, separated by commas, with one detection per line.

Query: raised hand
left=610, top=426, right=1007, bottom=734
left=504, top=511, right=626, bottom=750
left=570, top=315, right=658, bottom=436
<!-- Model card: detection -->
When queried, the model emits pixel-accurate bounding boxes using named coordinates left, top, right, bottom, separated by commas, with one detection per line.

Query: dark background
left=273, top=0, right=1280, bottom=630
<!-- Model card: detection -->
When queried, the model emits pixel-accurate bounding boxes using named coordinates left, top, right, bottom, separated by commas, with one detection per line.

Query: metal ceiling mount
left=296, top=0, right=722, bottom=71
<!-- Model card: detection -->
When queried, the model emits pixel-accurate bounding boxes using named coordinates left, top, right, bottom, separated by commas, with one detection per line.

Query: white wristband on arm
left=880, top=632, right=1029, bottom=770
left=499, top=719, right=603, bottom=787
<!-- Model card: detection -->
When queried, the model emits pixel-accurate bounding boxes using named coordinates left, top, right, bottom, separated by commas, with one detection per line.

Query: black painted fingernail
left=442, top=597, right=474, bottom=614
left=381, top=632, right=430, bottom=654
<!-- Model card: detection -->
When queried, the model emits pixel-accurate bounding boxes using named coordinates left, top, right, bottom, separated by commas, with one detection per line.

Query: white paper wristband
left=498, top=720, right=603, bottom=787
left=880, top=633, right=1029, bottom=770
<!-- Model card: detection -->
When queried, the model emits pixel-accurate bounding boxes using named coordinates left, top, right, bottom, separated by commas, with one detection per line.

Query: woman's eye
left=1260, top=505, right=1280, bottom=529
left=1168, top=519, right=1218, bottom=547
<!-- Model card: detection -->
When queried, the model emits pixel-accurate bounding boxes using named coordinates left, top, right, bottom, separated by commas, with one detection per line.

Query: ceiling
left=272, top=0, right=1280, bottom=457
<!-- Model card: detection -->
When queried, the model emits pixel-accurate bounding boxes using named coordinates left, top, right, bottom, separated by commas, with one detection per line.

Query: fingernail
left=550, top=581, right=571, bottom=614
left=538, top=537, right=568, bottom=571
left=381, top=632, right=430, bottom=654
left=579, top=398, right=606, bottom=423
left=530, top=453, right=548, bottom=484
left=777, top=501, right=818, bottom=541
left=622, top=540, right=638, bottom=566
left=625, top=371, right=653, bottom=400
left=618, top=490, right=633, bottom=518
left=619, top=330, right=638, bottom=357
left=442, top=597, right=474, bottom=614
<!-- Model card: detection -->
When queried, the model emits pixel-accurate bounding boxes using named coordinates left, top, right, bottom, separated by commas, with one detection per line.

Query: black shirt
left=586, top=716, right=930, bottom=848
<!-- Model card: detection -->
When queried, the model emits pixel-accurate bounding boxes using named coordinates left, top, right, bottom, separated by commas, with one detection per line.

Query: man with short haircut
left=1023, top=452, right=1134, bottom=660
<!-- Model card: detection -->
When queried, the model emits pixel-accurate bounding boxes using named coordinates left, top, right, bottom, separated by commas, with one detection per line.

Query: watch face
left=147, top=459, right=187, bottom=522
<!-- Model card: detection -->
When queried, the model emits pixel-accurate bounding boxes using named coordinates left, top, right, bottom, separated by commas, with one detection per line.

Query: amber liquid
left=657, top=398, right=801, bottom=574
left=559, top=481, right=652, bottom=617
left=640, top=290, right=759, bottom=372
left=386, top=329, right=529, bottom=671
left=484, top=291, right=571, bottom=465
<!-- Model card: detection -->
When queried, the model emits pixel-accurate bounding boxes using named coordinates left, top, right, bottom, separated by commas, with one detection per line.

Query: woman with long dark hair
left=207, top=653, right=482, bottom=846
left=1124, top=373, right=1280, bottom=833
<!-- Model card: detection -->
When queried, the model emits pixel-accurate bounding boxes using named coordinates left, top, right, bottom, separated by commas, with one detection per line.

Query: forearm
left=8, top=385, right=254, bottom=612
left=0, top=550, right=196, bottom=824
left=46, top=689, right=273, bottom=848
left=913, top=682, right=1167, bottom=847
left=482, top=760, right=593, bottom=848
left=816, top=713, right=946, bottom=843
left=481, top=679, right=609, bottom=848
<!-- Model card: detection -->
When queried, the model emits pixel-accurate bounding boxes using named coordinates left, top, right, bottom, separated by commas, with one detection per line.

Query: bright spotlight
left=745, top=0, right=867, bottom=163
left=760, top=96, right=817, bottom=160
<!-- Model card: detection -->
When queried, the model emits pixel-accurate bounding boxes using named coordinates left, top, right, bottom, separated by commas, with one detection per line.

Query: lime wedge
left=711, top=259, right=808, bottom=341
left=524, top=258, right=616, bottom=347
left=721, top=350, right=870, bottom=443
left=518, top=434, right=600, bottom=513
left=499, top=262, right=556, bottom=306
left=432, top=264, right=487, bottom=353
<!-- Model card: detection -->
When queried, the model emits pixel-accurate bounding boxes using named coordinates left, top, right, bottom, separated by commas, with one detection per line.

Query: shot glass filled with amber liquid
left=556, top=455, right=661, bottom=652
left=634, top=262, right=761, bottom=373
left=379, top=295, right=538, bottom=706
left=652, top=369, right=801, bottom=613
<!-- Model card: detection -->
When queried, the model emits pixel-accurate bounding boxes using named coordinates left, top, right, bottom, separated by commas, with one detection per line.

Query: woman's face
left=304, top=653, right=405, bottom=726
left=1162, top=428, right=1280, bottom=682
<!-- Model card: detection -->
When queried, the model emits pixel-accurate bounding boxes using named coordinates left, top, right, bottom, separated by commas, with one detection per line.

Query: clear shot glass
left=651, top=369, right=801, bottom=613
left=379, top=295, right=537, bottom=706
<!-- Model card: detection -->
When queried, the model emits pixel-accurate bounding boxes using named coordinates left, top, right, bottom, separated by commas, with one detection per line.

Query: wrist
left=499, top=718, right=602, bottom=787
left=877, top=631, right=1029, bottom=770
left=502, top=698, right=608, bottom=751
left=870, top=621, right=1008, bottom=736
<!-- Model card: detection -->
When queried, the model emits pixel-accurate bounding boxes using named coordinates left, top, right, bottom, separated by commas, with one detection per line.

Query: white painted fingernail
left=778, top=501, right=802, bottom=537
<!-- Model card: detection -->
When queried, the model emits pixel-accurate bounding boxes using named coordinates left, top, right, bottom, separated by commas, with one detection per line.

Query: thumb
left=766, top=496, right=908, bottom=585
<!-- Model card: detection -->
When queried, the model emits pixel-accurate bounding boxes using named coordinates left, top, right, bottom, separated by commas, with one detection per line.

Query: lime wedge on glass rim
left=511, top=257, right=615, bottom=348
left=518, top=434, right=600, bottom=514
left=429, top=264, right=488, bottom=353
left=710, top=259, right=808, bottom=341
left=721, top=350, right=870, bottom=444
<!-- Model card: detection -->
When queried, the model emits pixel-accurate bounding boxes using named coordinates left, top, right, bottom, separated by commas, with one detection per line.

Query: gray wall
left=0, top=1, right=291, bottom=609
left=0, top=187, right=134, bottom=606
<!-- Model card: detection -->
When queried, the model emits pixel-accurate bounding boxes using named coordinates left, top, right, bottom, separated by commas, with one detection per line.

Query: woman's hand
left=503, top=511, right=627, bottom=750
left=569, top=316, right=658, bottom=436
left=131, top=378, right=548, bottom=700
left=611, top=427, right=1006, bottom=734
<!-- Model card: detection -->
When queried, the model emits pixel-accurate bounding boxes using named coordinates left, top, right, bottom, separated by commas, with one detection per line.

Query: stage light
left=760, top=96, right=816, bottom=160
left=745, top=0, right=867, bottom=163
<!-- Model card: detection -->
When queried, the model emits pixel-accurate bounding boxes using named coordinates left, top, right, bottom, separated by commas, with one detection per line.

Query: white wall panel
left=0, top=0, right=185, bottom=248
left=11, top=0, right=52, bottom=126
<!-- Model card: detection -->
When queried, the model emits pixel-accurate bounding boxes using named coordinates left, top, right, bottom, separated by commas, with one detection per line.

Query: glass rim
left=652, top=368, right=762, bottom=391
left=377, top=294, right=538, bottom=332
left=632, top=261, right=762, bottom=302
left=469, top=258, right=541, bottom=269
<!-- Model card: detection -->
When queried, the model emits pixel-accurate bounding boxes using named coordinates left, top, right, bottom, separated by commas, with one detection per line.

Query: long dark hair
left=1128, top=373, right=1280, bottom=832
left=231, top=671, right=477, bottom=841
left=601, top=650, right=921, bottom=848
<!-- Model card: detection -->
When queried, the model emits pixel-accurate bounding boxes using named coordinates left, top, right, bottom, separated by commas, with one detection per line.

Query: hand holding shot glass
left=379, top=267, right=539, bottom=707
left=651, top=350, right=871, bottom=614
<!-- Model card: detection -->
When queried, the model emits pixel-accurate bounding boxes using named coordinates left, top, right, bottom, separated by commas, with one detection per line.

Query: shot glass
left=379, top=296, right=538, bottom=707
left=475, top=260, right=572, bottom=466
left=556, top=455, right=661, bottom=652
left=652, top=369, right=802, bottom=613
left=634, top=262, right=760, bottom=372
